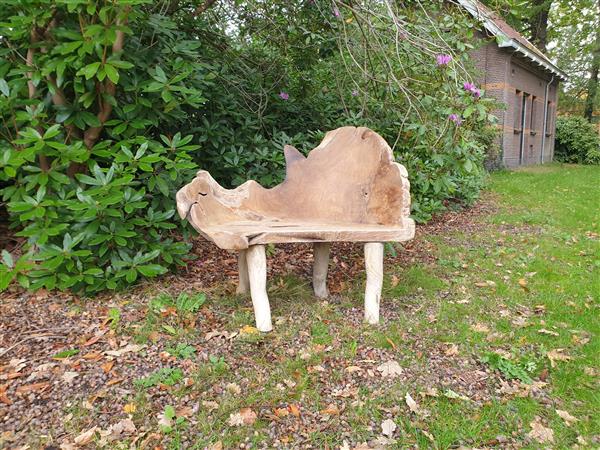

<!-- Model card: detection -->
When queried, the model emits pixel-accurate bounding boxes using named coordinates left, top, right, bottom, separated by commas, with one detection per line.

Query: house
left=457, top=0, right=567, bottom=167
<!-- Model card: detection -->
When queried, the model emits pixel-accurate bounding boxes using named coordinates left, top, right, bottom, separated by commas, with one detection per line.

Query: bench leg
left=246, top=244, right=273, bottom=332
left=313, top=242, right=330, bottom=298
left=364, top=242, right=384, bottom=324
left=236, top=249, right=250, bottom=295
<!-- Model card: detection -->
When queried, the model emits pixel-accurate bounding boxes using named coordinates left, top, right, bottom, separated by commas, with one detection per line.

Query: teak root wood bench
left=177, top=126, right=415, bottom=331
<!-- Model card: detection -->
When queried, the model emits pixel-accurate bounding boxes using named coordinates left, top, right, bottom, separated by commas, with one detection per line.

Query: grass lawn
left=1, top=164, right=598, bottom=449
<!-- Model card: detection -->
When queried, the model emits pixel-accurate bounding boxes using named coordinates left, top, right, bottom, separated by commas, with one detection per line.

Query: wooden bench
left=176, top=126, right=415, bottom=331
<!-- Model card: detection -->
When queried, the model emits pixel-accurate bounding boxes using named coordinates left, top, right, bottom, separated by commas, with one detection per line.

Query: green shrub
left=555, top=116, right=600, bottom=164
left=0, top=0, right=498, bottom=293
left=0, top=2, right=206, bottom=293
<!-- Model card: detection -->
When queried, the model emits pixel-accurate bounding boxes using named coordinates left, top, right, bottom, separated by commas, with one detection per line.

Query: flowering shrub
left=1, top=0, right=499, bottom=293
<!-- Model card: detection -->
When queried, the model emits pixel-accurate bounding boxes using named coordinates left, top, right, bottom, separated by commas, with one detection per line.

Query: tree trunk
left=584, top=3, right=600, bottom=121
left=527, top=0, right=552, bottom=53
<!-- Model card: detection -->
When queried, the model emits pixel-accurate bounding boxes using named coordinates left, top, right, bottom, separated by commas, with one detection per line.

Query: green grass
left=39, top=164, right=598, bottom=449
left=179, top=164, right=597, bottom=449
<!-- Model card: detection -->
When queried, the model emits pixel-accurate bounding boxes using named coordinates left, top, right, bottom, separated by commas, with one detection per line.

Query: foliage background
left=0, top=0, right=498, bottom=293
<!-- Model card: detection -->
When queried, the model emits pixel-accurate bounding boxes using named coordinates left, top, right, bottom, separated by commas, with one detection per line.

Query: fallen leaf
left=123, top=403, right=137, bottom=414
left=176, top=406, right=193, bottom=418
left=105, top=344, right=144, bottom=357
left=377, top=360, right=403, bottom=378
left=528, top=416, right=554, bottom=444
left=202, top=400, right=219, bottom=411
left=288, top=403, right=301, bottom=417
left=345, top=365, right=362, bottom=373
left=538, top=328, right=559, bottom=336
left=74, top=427, right=98, bottom=445
left=16, top=382, right=50, bottom=394
left=62, top=371, right=79, bottom=383
left=518, top=278, right=530, bottom=292
left=240, top=325, right=259, bottom=335
left=226, top=382, right=241, bottom=395
left=82, top=351, right=103, bottom=361
left=471, top=323, right=490, bottom=333
left=0, top=383, right=12, bottom=405
left=556, top=409, right=578, bottom=426
left=391, top=275, right=399, bottom=287
left=108, top=418, right=136, bottom=437
left=208, top=442, right=223, bottom=450
left=405, top=392, right=419, bottom=414
left=101, top=361, right=115, bottom=374
left=83, top=333, right=105, bottom=347
left=444, top=343, right=459, bottom=356
left=228, top=407, right=257, bottom=426
left=274, top=407, right=289, bottom=418
left=381, top=418, right=397, bottom=436
left=443, top=389, right=469, bottom=401
left=547, top=349, right=571, bottom=368
left=320, top=404, right=340, bottom=416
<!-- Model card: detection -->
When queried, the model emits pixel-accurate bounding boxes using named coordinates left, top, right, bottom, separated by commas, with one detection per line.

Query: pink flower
left=333, top=7, right=340, bottom=17
left=351, top=89, right=359, bottom=96
left=436, top=54, right=452, bottom=66
left=449, top=113, right=462, bottom=125
left=463, top=82, right=476, bottom=92
left=279, top=91, right=289, bottom=100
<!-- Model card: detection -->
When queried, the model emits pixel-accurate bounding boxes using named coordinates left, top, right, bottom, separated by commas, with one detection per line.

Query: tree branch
left=82, top=9, right=129, bottom=150
left=193, top=0, right=218, bottom=16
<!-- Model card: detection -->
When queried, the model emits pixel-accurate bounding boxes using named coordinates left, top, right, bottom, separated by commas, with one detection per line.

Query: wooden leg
left=313, top=242, right=330, bottom=298
left=364, top=242, right=384, bottom=324
left=246, top=245, right=273, bottom=332
left=236, top=249, right=249, bottom=295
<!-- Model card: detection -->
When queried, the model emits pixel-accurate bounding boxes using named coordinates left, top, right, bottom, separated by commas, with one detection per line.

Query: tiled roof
left=456, top=0, right=567, bottom=79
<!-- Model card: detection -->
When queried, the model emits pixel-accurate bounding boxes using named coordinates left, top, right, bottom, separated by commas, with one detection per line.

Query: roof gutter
left=497, top=40, right=567, bottom=81
left=455, top=0, right=567, bottom=80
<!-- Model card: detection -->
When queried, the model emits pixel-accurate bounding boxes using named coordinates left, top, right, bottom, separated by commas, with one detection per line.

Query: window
left=530, top=96, right=537, bottom=133
left=514, top=90, right=522, bottom=132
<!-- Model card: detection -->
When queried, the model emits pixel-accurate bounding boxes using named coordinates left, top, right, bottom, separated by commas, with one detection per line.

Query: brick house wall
left=471, top=35, right=560, bottom=168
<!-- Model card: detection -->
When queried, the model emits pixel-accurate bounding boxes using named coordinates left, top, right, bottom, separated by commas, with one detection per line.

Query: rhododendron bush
left=0, top=0, right=497, bottom=293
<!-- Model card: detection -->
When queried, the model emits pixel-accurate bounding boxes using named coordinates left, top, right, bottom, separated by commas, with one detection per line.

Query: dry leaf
left=528, top=416, right=554, bottom=443
left=538, top=328, right=559, bottom=336
left=288, top=403, right=301, bottom=417
left=16, top=382, right=50, bottom=394
left=547, top=349, right=571, bottom=368
left=176, top=406, right=193, bottom=418
left=226, top=382, right=241, bottom=395
left=556, top=409, right=578, bottom=426
left=62, top=371, right=79, bottom=383
left=518, top=278, right=530, bottom=292
left=238, top=409, right=255, bottom=425
left=345, top=365, right=362, bottom=373
left=105, top=344, right=144, bottom=357
left=101, top=361, right=114, bottom=374
left=471, top=323, right=490, bottom=333
left=405, top=392, right=419, bottom=414
left=108, top=418, right=136, bottom=437
left=320, top=404, right=340, bottom=416
left=391, top=274, right=399, bottom=287
left=240, top=325, right=259, bottom=335
left=381, top=418, right=397, bottom=437
left=123, top=403, right=137, bottom=414
left=377, top=360, right=403, bottom=378
left=208, top=442, right=223, bottom=450
left=274, top=407, right=289, bottom=418
left=202, top=400, right=219, bottom=411
left=74, top=427, right=98, bottom=445
left=444, top=343, right=459, bottom=356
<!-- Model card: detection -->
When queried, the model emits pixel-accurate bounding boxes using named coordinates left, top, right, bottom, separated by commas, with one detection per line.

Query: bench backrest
left=177, top=126, right=411, bottom=228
